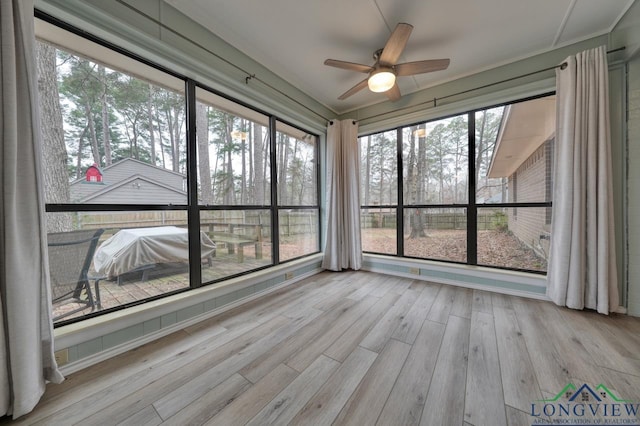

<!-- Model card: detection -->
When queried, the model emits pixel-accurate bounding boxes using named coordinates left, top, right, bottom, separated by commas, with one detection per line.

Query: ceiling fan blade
left=379, top=23, right=413, bottom=65
left=338, top=78, right=369, bottom=100
left=324, top=59, right=373, bottom=73
left=395, top=59, right=450, bottom=76
left=385, top=82, right=401, bottom=102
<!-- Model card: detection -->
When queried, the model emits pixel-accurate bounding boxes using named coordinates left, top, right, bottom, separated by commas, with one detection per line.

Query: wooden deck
left=15, top=271, right=640, bottom=425
left=53, top=252, right=271, bottom=322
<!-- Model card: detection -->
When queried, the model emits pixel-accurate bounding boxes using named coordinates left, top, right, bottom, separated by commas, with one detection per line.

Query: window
left=276, top=121, right=320, bottom=261
left=360, top=131, right=397, bottom=255
left=38, top=27, right=190, bottom=323
left=195, top=90, right=271, bottom=207
left=476, top=96, right=554, bottom=272
left=196, top=89, right=273, bottom=281
left=359, top=95, right=553, bottom=273
left=38, top=19, right=320, bottom=325
left=402, top=115, right=469, bottom=263
left=403, top=208, right=467, bottom=263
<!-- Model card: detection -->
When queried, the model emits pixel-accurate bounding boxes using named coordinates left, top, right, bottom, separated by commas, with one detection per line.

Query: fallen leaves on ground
left=362, top=228, right=547, bottom=272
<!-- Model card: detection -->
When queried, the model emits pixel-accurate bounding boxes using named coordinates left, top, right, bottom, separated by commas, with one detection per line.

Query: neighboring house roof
left=81, top=174, right=187, bottom=204
left=487, top=96, right=556, bottom=178
left=70, top=158, right=186, bottom=203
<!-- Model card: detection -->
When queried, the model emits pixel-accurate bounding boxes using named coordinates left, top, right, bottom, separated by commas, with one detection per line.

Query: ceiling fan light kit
left=324, top=22, right=450, bottom=101
left=368, top=68, right=396, bottom=92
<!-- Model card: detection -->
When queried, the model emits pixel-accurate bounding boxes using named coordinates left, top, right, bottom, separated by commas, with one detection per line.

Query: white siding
left=69, top=181, right=105, bottom=202
left=69, top=158, right=186, bottom=203
left=87, top=178, right=186, bottom=204
left=105, top=159, right=184, bottom=190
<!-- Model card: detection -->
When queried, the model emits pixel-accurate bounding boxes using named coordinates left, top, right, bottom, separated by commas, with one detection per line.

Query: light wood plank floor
left=7, top=271, right=640, bottom=426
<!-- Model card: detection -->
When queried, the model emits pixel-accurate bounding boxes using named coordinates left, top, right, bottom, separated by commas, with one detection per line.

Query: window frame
left=359, top=93, right=554, bottom=275
left=38, top=12, right=321, bottom=326
left=274, top=119, right=321, bottom=263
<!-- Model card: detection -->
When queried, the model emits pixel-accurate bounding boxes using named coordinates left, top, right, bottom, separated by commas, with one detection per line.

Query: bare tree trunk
left=248, top=125, right=253, bottom=201
left=148, top=84, right=156, bottom=165
left=298, top=154, right=308, bottom=205
left=417, top=125, right=426, bottom=203
left=253, top=122, right=265, bottom=205
left=407, top=126, right=417, bottom=205
left=278, top=133, right=289, bottom=204
left=154, top=104, right=167, bottom=168
left=75, top=126, right=88, bottom=180
left=407, top=126, right=423, bottom=238
left=377, top=138, right=384, bottom=226
left=412, top=125, right=427, bottom=237
left=240, top=120, right=247, bottom=204
left=263, top=133, right=269, bottom=202
left=454, top=136, right=460, bottom=202
left=291, top=136, right=299, bottom=204
left=172, top=105, right=182, bottom=172
left=196, top=103, right=213, bottom=204
left=165, top=107, right=178, bottom=172
left=364, top=135, right=372, bottom=207
left=389, top=151, right=396, bottom=205
left=99, top=65, right=112, bottom=166
left=85, top=102, right=100, bottom=166
left=475, top=110, right=487, bottom=194
left=436, top=134, right=444, bottom=204
left=36, top=42, right=72, bottom=232
left=132, top=125, right=139, bottom=160
left=224, top=114, right=235, bottom=204
left=212, top=149, right=220, bottom=204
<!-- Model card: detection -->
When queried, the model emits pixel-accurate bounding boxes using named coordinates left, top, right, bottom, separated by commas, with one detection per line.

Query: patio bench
left=204, top=222, right=263, bottom=263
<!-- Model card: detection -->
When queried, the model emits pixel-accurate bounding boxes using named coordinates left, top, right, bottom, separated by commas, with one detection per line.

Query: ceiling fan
left=324, top=23, right=450, bottom=102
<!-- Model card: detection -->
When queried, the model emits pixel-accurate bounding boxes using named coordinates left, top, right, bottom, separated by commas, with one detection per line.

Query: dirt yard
left=362, top=228, right=547, bottom=271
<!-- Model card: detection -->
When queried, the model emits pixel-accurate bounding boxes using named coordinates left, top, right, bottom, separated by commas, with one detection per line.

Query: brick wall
left=507, top=142, right=551, bottom=259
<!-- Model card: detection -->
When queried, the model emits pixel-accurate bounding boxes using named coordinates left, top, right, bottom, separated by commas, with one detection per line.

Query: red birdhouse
left=85, top=163, right=103, bottom=183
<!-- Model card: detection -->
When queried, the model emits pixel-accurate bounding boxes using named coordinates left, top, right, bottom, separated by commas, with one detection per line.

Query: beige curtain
left=322, top=119, right=362, bottom=271
left=547, top=45, right=619, bottom=314
left=1, top=0, right=64, bottom=418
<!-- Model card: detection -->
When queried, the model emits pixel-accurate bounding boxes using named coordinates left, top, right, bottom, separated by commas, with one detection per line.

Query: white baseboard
left=362, top=264, right=550, bottom=301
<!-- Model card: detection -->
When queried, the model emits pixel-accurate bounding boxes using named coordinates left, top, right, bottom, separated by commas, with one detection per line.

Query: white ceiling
left=166, top=0, right=635, bottom=115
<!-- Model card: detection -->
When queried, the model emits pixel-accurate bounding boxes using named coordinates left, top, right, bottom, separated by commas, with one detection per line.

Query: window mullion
left=186, top=79, right=202, bottom=288
left=269, top=115, right=280, bottom=264
left=467, top=111, right=477, bottom=265
left=397, top=127, right=404, bottom=257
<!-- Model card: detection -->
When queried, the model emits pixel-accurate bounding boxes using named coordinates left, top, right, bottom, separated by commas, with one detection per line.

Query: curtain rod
left=113, top=0, right=332, bottom=123
left=356, top=46, right=626, bottom=124
left=328, top=120, right=357, bottom=125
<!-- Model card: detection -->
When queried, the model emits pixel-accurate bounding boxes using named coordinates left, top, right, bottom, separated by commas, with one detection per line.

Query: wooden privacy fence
left=73, top=210, right=316, bottom=237
left=75, top=211, right=188, bottom=230
left=362, top=210, right=509, bottom=231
